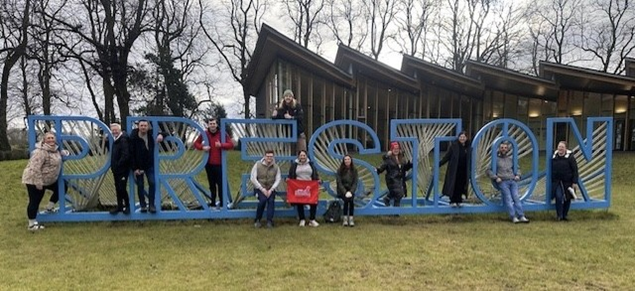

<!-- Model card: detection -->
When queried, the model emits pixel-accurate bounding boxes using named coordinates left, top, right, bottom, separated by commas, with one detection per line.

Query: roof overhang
left=540, top=61, right=635, bottom=95
left=401, top=55, right=483, bottom=98
left=335, top=45, right=419, bottom=93
left=245, top=23, right=354, bottom=96
left=466, top=61, right=559, bottom=101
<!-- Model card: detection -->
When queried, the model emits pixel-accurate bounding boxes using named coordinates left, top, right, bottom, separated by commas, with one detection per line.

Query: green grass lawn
left=1, top=152, right=634, bottom=290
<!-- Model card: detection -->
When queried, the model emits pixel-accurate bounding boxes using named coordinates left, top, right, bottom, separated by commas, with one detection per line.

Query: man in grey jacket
left=250, top=150, right=281, bottom=228
left=487, top=142, right=529, bottom=224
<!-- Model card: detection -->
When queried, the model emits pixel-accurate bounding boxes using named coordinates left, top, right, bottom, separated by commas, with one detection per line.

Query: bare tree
left=481, top=2, right=528, bottom=68
left=325, top=0, right=366, bottom=50
left=0, top=0, right=31, bottom=151
left=528, top=0, right=582, bottom=68
left=391, top=0, right=438, bottom=58
left=578, top=0, right=635, bottom=74
left=199, top=0, right=268, bottom=119
left=281, top=0, right=325, bottom=49
left=363, top=0, right=398, bottom=60
left=47, top=0, right=154, bottom=129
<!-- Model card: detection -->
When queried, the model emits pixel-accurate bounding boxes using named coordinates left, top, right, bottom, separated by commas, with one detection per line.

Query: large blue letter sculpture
left=28, top=116, right=612, bottom=222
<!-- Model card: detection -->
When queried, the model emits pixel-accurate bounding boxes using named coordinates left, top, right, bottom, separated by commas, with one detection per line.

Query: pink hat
left=390, top=142, right=400, bottom=150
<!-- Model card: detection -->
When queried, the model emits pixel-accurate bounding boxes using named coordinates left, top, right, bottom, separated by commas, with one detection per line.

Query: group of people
left=21, top=88, right=580, bottom=231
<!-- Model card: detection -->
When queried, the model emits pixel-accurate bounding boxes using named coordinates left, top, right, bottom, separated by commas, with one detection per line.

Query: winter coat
left=128, top=128, right=158, bottom=171
left=288, top=159, right=319, bottom=181
left=439, top=141, right=471, bottom=197
left=551, top=150, right=579, bottom=197
left=193, top=129, right=233, bottom=165
left=272, top=102, right=305, bottom=134
left=111, top=132, right=131, bottom=175
left=377, top=154, right=413, bottom=196
left=22, top=142, right=63, bottom=187
left=336, top=167, right=358, bottom=198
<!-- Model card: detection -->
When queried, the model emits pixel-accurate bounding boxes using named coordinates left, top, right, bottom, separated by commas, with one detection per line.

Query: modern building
left=246, top=24, right=635, bottom=151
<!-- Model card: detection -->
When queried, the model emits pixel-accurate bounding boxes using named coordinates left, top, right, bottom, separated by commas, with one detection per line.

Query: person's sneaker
left=140, top=207, right=148, bottom=213
left=519, top=216, right=529, bottom=223
left=562, top=217, right=569, bottom=221
left=456, top=203, right=462, bottom=208
left=512, top=217, right=520, bottom=224
left=28, top=222, right=45, bottom=231
left=348, top=216, right=355, bottom=227
left=299, top=220, right=306, bottom=227
left=266, top=221, right=274, bottom=228
left=39, top=208, right=57, bottom=215
left=123, top=208, right=131, bottom=215
left=254, top=221, right=262, bottom=228
left=308, top=220, right=320, bottom=227
left=149, top=205, right=157, bottom=214
left=342, top=216, right=349, bottom=227
left=109, top=208, right=121, bottom=215
left=383, top=197, right=391, bottom=207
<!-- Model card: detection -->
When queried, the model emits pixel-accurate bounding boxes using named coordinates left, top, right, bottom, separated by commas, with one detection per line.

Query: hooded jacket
left=377, top=154, right=413, bottom=195
left=22, top=142, right=63, bottom=187
left=551, top=149, right=579, bottom=185
left=193, top=129, right=233, bottom=165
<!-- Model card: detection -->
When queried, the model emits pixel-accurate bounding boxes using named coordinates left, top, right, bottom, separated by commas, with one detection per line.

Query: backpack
left=323, top=200, right=343, bottom=223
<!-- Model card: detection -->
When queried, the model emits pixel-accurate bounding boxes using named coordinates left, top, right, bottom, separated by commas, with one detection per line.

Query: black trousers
left=113, top=172, right=130, bottom=209
left=26, top=181, right=61, bottom=220
left=205, top=164, right=223, bottom=205
left=296, top=204, right=317, bottom=220
left=342, top=197, right=354, bottom=216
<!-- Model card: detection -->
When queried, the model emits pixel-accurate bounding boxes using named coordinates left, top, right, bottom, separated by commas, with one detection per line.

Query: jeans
left=296, top=204, right=317, bottom=220
left=343, top=197, right=354, bottom=216
left=553, top=183, right=571, bottom=219
left=499, top=180, right=524, bottom=219
left=205, top=164, right=223, bottom=206
left=113, top=172, right=130, bottom=209
left=135, top=167, right=156, bottom=208
left=255, top=189, right=276, bottom=223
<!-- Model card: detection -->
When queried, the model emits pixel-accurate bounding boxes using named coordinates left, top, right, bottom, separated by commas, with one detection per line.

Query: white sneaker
left=28, top=222, right=45, bottom=231
left=299, top=220, right=306, bottom=227
left=512, top=217, right=520, bottom=224
left=342, top=216, right=349, bottom=226
left=39, top=208, right=58, bottom=215
left=348, top=216, right=355, bottom=227
left=309, top=220, right=320, bottom=227
left=519, top=216, right=529, bottom=223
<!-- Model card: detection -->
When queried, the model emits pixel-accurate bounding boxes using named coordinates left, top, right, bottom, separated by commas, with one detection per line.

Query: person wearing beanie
left=376, top=142, right=413, bottom=207
left=272, top=89, right=306, bottom=152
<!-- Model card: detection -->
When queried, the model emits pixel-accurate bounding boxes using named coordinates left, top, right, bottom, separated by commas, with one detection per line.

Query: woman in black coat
left=377, top=142, right=413, bottom=207
left=336, top=155, right=358, bottom=226
left=439, top=131, right=471, bottom=207
left=272, top=89, right=306, bottom=152
left=551, top=141, right=579, bottom=221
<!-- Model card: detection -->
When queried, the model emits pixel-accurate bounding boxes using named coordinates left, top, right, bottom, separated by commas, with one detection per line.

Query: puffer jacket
left=336, top=167, right=358, bottom=198
left=22, top=142, right=63, bottom=187
left=377, top=154, right=413, bottom=196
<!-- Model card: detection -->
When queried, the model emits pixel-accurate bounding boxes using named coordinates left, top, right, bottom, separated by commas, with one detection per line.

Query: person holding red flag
left=194, top=118, right=233, bottom=210
left=287, top=150, right=320, bottom=227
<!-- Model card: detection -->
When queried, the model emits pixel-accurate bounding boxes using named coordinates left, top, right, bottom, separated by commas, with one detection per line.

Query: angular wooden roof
left=401, top=55, right=483, bottom=98
left=245, top=23, right=354, bottom=95
left=334, top=45, right=419, bottom=93
left=540, top=61, right=635, bottom=95
left=466, top=61, right=559, bottom=101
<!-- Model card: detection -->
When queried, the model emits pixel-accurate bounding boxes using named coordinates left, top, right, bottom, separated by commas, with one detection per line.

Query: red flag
left=286, top=179, right=320, bottom=205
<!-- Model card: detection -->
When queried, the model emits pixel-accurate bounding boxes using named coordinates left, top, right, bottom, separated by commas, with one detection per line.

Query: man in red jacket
left=194, top=118, right=233, bottom=210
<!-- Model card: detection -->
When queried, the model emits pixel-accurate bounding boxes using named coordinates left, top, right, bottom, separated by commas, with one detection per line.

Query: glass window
left=585, top=93, right=601, bottom=117
left=504, top=94, right=518, bottom=119
left=492, top=91, right=504, bottom=119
